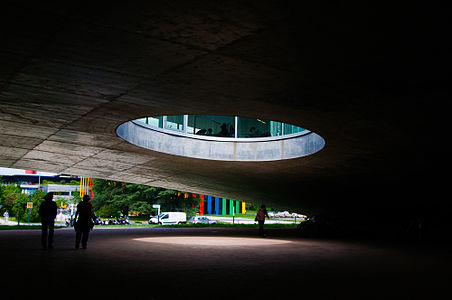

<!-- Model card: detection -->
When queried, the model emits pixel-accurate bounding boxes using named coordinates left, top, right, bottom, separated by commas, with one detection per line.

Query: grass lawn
left=0, top=225, right=66, bottom=230
left=0, top=223, right=297, bottom=230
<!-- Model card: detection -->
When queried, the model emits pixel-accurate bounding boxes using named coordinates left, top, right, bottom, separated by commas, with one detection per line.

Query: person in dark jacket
left=74, top=195, right=96, bottom=249
left=38, top=192, right=57, bottom=249
left=255, top=204, right=270, bottom=237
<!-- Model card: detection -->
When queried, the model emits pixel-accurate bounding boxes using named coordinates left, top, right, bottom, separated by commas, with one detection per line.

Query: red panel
left=199, top=201, right=204, bottom=215
left=25, top=170, right=37, bottom=174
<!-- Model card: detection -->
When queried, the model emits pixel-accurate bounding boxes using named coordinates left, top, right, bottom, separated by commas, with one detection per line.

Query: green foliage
left=0, top=184, right=48, bottom=222
left=70, top=190, right=81, bottom=205
left=91, top=179, right=199, bottom=217
left=1, top=184, right=21, bottom=214
left=97, top=204, right=120, bottom=218
left=54, top=196, right=69, bottom=209
left=129, top=201, right=153, bottom=214
left=12, top=189, right=46, bottom=222
left=246, top=202, right=260, bottom=211
left=92, top=179, right=166, bottom=216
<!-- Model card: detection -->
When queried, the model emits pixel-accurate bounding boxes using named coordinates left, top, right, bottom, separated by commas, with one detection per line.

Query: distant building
left=0, top=168, right=79, bottom=195
left=39, top=184, right=79, bottom=200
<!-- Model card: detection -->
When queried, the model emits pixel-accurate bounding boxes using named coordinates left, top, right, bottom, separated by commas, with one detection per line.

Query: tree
left=92, top=179, right=162, bottom=216
left=1, top=184, right=21, bottom=215
left=97, top=204, right=120, bottom=218
left=91, top=179, right=200, bottom=217
left=12, top=190, right=46, bottom=222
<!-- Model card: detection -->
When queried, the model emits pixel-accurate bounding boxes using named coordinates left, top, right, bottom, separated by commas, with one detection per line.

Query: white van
left=149, top=212, right=187, bottom=225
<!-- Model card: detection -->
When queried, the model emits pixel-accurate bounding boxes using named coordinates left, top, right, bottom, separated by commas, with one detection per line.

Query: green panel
left=229, top=199, right=234, bottom=215
left=284, top=123, right=305, bottom=134
left=235, top=201, right=240, bottom=214
left=222, top=198, right=227, bottom=215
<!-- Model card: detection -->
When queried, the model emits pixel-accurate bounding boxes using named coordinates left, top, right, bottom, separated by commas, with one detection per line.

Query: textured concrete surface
left=1, top=227, right=450, bottom=299
left=0, top=1, right=449, bottom=222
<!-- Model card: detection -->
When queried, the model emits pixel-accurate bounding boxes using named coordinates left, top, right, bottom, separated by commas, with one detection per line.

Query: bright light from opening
left=134, top=236, right=291, bottom=246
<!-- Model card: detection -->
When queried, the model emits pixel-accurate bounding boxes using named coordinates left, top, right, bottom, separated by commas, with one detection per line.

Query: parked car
left=188, top=216, right=217, bottom=224
left=279, top=211, right=291, bottom=218
left=149, top=212, right=187, bottom=225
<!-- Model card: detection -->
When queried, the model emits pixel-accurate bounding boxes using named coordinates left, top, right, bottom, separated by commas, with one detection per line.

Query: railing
left=133, top=115, right=309, bottom=143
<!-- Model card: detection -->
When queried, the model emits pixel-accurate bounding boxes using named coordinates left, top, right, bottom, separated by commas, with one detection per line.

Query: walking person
left=74, top=195, right=96, bottom=249
left=38, top=193, right=57, bottom=249
left=255, top=204, right=270, bottom=237
left=3, top=210, right=9, bottom=224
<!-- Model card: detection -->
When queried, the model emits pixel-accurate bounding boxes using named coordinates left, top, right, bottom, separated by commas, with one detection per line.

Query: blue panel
left=215, top=197, right=220, bottom=215
left=207, top=196, right=212, bottom=214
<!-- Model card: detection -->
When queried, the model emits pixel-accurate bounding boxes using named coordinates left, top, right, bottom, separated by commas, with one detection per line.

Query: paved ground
left=1, top=227, right=450, bottom=299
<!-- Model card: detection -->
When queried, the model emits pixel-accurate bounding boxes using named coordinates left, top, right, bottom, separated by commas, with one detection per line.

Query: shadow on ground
left=1, top=227, right=450, bottom=299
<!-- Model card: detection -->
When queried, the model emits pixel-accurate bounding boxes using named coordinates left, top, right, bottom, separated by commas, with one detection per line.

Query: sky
left=0, top=167, right=57, bottom=176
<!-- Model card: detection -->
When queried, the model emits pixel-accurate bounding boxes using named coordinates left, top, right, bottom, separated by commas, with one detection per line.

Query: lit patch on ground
left=134, top=236, right=292, bottom=246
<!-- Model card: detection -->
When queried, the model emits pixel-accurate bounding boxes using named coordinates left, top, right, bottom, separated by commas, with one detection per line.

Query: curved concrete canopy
left=0, top=1, right=449, bottom=223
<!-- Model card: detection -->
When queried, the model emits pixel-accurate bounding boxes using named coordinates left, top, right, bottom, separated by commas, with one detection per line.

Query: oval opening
left=117, top=115, right=325, bottom=161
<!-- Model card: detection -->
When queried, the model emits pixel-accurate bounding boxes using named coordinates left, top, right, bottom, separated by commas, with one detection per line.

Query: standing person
left=3, top=210, right=9, bottom=224
left=38, top=193, right=57, bottom=249
left=74, top=195, right=96, bottom=249
left=255, top=204, right=270, bottom=237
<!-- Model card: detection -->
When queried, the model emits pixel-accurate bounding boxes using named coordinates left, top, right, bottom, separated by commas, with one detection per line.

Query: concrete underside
left=1, top=228, right=449, bottom=299
left=0, top=2, right=450, bottom=233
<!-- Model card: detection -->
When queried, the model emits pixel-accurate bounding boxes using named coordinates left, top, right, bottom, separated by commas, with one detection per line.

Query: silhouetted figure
left=206, top=128, right=213, bottom=135
left=255, top=204, right=270, bottom=237
left=219, top=123, right=229, bottom=136
left=196, top=128, right=207, bottom=135
left=229, top=124, right=234, bottom=136
left=74, top=195, right=96, bottom=249
left=249, top=126, right=257, bottom=137
left=38, top=193, right=57, bottom=249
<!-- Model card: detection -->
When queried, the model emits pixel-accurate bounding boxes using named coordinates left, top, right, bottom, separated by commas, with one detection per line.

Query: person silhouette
left=38, top=192, right=57, bottom=249
left=196, top=128, right=207, bottom=135
left=74, top=195, right=96, bottom=249
left=249, top=126, right=257, bottom=137
left=255, top=204, right=270, bottom=237
left=219, top=123, right=229, bottom=136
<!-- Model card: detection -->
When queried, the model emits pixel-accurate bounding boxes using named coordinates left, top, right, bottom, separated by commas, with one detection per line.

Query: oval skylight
left=117, top=115, right=325, bottom=161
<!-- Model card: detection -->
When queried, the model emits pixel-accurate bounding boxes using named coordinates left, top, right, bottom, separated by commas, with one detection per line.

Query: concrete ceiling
left=0, top=1, right=449, bottom=217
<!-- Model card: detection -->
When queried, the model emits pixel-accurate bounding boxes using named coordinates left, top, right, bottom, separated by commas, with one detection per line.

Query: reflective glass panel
left=136, top=117, right=163, bottom=128
left=284, top=124, right=305, bottom=134
left=237, top=117, right=281, bottom=138
left=270, top=121, right=283, bottom=137
left=165, top=115, right=184, bottom=131
left=136, top=117, right=147, bottom=124
left=188, top=115, right=234, bottom=137
left=148, top=116, right=163, bottom=128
